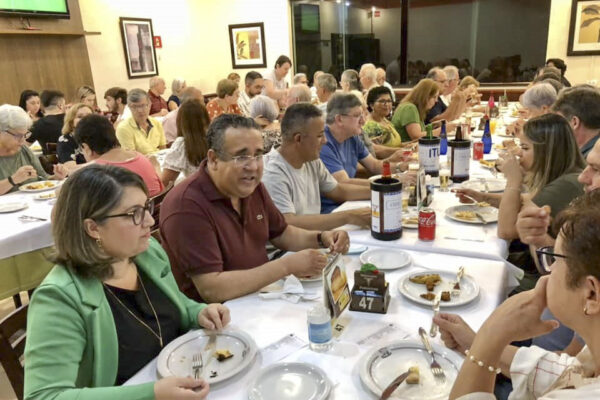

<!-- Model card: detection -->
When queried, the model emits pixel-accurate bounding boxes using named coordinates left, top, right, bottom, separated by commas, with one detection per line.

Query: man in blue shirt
left=319, top=93, right=411, bottom=213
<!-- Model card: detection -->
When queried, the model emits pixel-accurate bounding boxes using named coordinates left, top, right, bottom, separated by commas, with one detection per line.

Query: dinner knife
left=379, top=371, right=410, bottom=400
left=201, top=332, right=217, bottom=377
left=452, top=266, right=465, bottom=297
left=429, top=294, right=441, bottom=337
left=474, top=212, right=488, bottom=225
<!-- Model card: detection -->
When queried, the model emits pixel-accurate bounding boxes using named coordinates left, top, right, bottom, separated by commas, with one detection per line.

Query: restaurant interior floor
left=0, top=293, right=25, bottom=400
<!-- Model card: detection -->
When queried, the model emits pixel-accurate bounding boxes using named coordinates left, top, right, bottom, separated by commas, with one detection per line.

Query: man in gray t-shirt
left=262, top=103, right=371, bottom=231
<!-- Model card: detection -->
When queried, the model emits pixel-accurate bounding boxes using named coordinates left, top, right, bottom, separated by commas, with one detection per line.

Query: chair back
left=0, top=304, right=28, bottom=400
left=150, top=181, right=174, bottom=233
left=38, top=154, right=58, bottom=175
left=45, top=142, right=57, bottom=154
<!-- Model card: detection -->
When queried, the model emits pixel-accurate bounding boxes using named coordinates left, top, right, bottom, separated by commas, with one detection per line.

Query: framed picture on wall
left=119, top=17, right=159, bottom=78
left=568, top=0, right=600, bottom=55
left=228, top=22, right=267, bottom=69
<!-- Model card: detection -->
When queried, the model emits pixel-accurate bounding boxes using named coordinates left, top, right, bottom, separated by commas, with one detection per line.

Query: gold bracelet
left=465, top=349, right=502, bottom=374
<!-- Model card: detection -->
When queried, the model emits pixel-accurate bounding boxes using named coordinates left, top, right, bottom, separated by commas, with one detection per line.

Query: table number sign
left=349, top=266, right=390, bottom=314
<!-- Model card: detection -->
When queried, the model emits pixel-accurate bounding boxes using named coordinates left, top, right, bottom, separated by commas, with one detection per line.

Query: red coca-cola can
left=473, top=142, right=484, bottom=160
left=418, top=208, right=436, bottom=241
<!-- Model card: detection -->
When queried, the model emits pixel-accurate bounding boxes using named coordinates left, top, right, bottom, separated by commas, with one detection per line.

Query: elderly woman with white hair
left=0, top=104, right=67, bottom=195
left=249, top=95, right=281, bottom=152
left=507, top=82, right=557, bottom=137
left=167, top=78, right=186, bottom=111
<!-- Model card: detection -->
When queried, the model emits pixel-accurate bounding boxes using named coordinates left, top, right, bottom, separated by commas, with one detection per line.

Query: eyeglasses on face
left=341, top=113, right=363, bottom=120
left=375, top=99, right=393, bottom=105
left=129, top=103, right=150, bottom=110
left=3, top=130, right=31, bottom=141
left=101, top=199, right=154, bottom=226
left=219, top=152, right=265, bottom=167
left=536, top=246, right=568, bottom=274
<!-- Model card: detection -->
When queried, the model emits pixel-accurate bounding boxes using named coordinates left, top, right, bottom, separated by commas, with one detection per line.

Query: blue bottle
left=439, top=121, right=448, bottom=155
left=482, top=118, right=492, bottom=154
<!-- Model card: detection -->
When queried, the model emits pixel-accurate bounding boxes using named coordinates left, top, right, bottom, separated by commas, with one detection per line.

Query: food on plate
left=477, top=202, right=490, bottom=207
left=441, top=291, right=451, bottom=302
left=214, top=349, right=233, bottom=361
left=25, top=181, right=55, bottom=190
left=479, top=159, right=496, bottom=169
left=410, top=274, right=442, bottom=291
left=454, top=211, right=477, bottom=220
left=406, top=366, right=420, bottom=384
left=420, top=292, right=436, bottom=301
left=403, top=216, right=418, bottom=225
left=209, top=370, right=218, bottom=378
left=37, top=192, right=56, bottom=200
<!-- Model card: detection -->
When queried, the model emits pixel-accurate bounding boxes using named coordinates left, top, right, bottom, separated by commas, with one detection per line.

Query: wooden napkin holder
left=349, top=270, right=390, bottom=314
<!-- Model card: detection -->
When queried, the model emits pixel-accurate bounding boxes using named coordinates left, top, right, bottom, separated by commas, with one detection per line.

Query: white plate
left=360, top=339, right=462, bottom=399
left=248, top=362, right=332, bottom=400
left=460, top=178, right=506, bottom=193
left=445, top=205, right=498, bottom=225
left=156, top=328, right=257, bottom=384
left=402, top=214, right=418, bottom=229
left=0, top=202, right=28, bottom=213
left=299, top=275, right=322, bottom=282
left=18, top=180, right=60, bottom=193
left=397, top=269, right=479, bottom=307
left=359, top=248, right=412, bottom=270
left=347, top=244, right=368, bottom=255
left=33, top=192, right=57, bottom=201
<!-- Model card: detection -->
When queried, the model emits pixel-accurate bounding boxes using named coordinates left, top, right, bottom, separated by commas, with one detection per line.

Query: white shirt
left=238, top=90, right=252, bottom=117
left=162, top=137, right=199, bottom=178
left=457, top=346, right=600, bottom=400
left=263, top=69, right=287, bottom=91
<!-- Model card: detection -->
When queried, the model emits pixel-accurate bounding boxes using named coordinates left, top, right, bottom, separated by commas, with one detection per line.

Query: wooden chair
left=38, top=154, right=58, bottom=175
left=45, top=142, right=57, bottom=155
left=150, top=181, right=174, bottom=236
left=0, top=304, right=28, bottom=400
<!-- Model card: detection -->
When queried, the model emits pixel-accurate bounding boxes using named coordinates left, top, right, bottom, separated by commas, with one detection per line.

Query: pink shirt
left=95, top=152, right=164, bottom=197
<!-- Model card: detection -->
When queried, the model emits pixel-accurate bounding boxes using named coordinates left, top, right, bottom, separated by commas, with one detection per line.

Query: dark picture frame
left=119, top=17, right=159, bottom=78
left=228, top=22, right=267, bottom=69
left=568, top=0, right=600, bottom=56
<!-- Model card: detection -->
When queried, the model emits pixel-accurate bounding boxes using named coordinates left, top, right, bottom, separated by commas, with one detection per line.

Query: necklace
left=103, top=274, right=164, bottom=347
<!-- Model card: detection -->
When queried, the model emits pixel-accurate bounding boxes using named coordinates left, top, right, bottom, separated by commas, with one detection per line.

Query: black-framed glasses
left=101, top=200, right=154, bottom=226
left=341, top=113, right=363, bottom=120
left=375, top=100, right=393, bottom=105
left=219, top=152, right=265, bottom=168
left=536, top=246, right=568, bottom=274
left=3, top=130, right=31, bottom=141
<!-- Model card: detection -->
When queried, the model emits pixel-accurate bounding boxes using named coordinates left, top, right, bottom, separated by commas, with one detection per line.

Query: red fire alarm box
left=153, top=36, right=162, bottom=48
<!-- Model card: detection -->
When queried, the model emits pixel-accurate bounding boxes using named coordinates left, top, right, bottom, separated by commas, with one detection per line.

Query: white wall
left=547, top=0, right=600, bottom=85
left=80, top=0, right=292, bottom=100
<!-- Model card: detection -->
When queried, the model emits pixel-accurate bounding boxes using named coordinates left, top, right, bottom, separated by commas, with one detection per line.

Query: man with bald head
left=441, top=65, right=460, bottom=106
left=285, top=84, right=312, bottom=108
left=359, top=63, right=378, bottom=97
left=148, top=76, right=168, bottom=117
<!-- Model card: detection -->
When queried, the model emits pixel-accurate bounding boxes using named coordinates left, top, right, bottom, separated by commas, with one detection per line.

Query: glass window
left=290, top=0, right=551, bottom=86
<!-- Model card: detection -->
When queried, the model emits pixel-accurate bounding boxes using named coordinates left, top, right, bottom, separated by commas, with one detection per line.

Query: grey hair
left=281, top=103, right=323, bottom=142
left=127, top=88, right=149, bottom=104
left=206, top=114, right=260, bottom=155
left=443, top=65, right=459, bottom=80
left=180, top=87, right=203, bottom=104
left=149, top=76, right=165, bottom=89
left=325, top=93, right=363, bottom=125
left=522, top=83, right=557, bottom=110
left=341, top=69, right=360, bottom=90
left=249, top=95, right=279, bottom=122
left=171, top=78, right=186, bottom=95
left=293, top=73, right=307, bottom=85
left=360, top=63, right=377, bottom=81
left=288, top=84, right=312, bottom=103
left=317, top=73, right=337, bottom=93
left=426, top=67, right=444, bottom=80
left=0, top=104, right=32, bottom=132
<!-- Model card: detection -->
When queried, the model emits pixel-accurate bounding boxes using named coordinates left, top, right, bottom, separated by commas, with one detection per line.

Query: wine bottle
left=440, top=121, right=448, bottom=155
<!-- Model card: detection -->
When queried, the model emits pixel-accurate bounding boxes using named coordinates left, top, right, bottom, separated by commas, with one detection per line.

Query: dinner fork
left=18, top=215, right=47, bottom=222
left=418, top=327, right=446, bottom=380
left=192, top=353, right=202, bottom=379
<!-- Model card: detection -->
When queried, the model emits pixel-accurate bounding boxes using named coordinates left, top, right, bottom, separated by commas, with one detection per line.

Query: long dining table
left=126, top=247, right=510, bottom=399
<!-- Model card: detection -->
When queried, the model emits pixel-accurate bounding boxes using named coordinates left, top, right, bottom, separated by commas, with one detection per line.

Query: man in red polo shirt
left=148, top=76, right=168, bottom=117
left=159, top=114, right=350, bottom=303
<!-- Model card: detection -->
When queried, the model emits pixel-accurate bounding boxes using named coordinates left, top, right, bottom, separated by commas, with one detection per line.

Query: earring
left=96, top=238, right=103, bottom=250
left=584, top=306, right=589, bottom=316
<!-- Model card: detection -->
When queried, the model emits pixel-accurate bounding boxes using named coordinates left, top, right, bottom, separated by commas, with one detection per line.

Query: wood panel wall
left=0, top=0, right=93, bottom=105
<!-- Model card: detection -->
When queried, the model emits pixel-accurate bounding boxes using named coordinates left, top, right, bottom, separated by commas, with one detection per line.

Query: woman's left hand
left=496, top=152, right=522, bottom=184
left=198, top=304, right=230, bottom=330
left=480, top=276, right=559, bottom=344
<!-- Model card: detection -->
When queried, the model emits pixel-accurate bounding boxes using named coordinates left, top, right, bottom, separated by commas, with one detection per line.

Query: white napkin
left=258, top=275, right=321, bottom=303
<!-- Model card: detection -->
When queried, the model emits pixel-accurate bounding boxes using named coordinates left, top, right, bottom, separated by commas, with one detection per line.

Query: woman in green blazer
left=24, top=164, right=230, bottom=400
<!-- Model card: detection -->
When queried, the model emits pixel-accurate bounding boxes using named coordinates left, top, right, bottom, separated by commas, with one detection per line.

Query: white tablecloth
left=126, top=248, right=509, bottom=399
left=0, top=191, right=54, bottom=259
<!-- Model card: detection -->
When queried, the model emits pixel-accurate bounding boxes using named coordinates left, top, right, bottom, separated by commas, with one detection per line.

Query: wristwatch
left=7, top=175, right=16, bottom=187
left=317, top=232, right=326, bottom=248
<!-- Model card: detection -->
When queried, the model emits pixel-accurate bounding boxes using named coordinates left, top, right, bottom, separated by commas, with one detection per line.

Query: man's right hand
left=516, top=203, right=552, bottom=247
left=452, top=188, right=485, bottom=204
left=286, top=249, right=328, bottom=278
left=345, top=207, right=371, bottom=227
left=12, top=165, right=37, bottom=184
